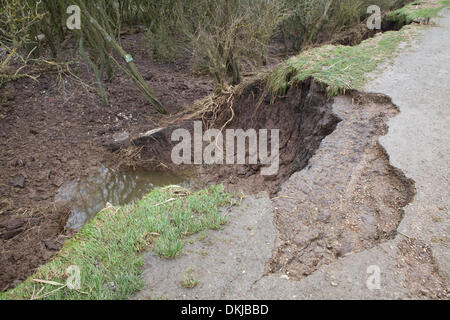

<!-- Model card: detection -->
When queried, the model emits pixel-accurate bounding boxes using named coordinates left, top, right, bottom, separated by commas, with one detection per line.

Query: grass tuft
left=181, top=268, right=198, bottom=289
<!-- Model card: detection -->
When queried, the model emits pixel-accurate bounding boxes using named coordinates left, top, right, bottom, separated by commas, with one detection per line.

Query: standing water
left=55, top=166, right=191, bottom=229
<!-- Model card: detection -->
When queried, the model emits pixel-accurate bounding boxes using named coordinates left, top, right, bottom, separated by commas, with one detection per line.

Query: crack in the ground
left=266, top=91, right=416, bottom=280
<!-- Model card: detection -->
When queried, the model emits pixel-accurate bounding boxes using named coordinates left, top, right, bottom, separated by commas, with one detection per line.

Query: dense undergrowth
left=1, top=0, right=415, bottom=106
left=237, top=0, right=448, bottom=99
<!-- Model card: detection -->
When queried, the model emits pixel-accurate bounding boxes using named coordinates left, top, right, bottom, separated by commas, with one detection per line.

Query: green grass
left=0, top=184, right=234, bottom=300
left=180, top=268, right=198, bottom=289
left=266, top=0, right=450, bottom=97
left=267, top=27, right=417, bottom=97
left=387, top=0, right=450, bottom=24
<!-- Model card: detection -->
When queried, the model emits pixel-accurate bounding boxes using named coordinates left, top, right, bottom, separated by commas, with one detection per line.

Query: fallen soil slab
left=268, top=93, right=414, bottom=279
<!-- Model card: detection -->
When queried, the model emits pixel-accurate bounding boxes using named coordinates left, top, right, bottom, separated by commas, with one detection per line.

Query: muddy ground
left=0, top=33, right=215, bottom=291
left=132, top=89, right=417, bottom=284
left=126, top=79, right=341, bottom=196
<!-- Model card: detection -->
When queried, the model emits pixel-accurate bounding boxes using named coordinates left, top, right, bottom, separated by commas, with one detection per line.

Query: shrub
left=146, top=0, right=285, bottom=86
left=0, top=0, right=166, bottom=112
left=280, top=0, right=415, bottom=52
left=1, top=0, right=418, bottom=93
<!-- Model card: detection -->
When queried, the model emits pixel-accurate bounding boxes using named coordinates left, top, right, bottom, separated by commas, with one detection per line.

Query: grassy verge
left=387, top=0, right=450, bottom=24
left=0, top=185, right=234, bottom=300
left=267, top=26, right=419, bottom=97
left=267, top=0, right=450, bottom=97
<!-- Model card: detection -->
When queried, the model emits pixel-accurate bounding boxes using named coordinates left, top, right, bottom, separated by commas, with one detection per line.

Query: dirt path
left=134, top=8, right=450, bottom=300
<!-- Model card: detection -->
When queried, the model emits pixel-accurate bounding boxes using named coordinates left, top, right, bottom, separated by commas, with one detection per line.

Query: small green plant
left=196, top=249, right=208, bottom=257
left=181, top=268, right=198, bottom=289
left=197, top=231, right=209, bottom=242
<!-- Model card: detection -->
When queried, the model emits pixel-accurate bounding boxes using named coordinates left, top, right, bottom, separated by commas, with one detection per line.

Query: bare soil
left=267, top=93, right=416, bottom=279
left=123, top=78, right=339, bottom=197
left=397, top=238, right=448, bottom=299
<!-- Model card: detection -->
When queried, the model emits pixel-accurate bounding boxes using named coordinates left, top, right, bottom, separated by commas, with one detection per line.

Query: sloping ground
left=134, top=8, right=450, bottom=299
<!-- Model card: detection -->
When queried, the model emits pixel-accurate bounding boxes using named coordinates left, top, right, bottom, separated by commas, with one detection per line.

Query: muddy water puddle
left=55, top=166, right=193, bottom=229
